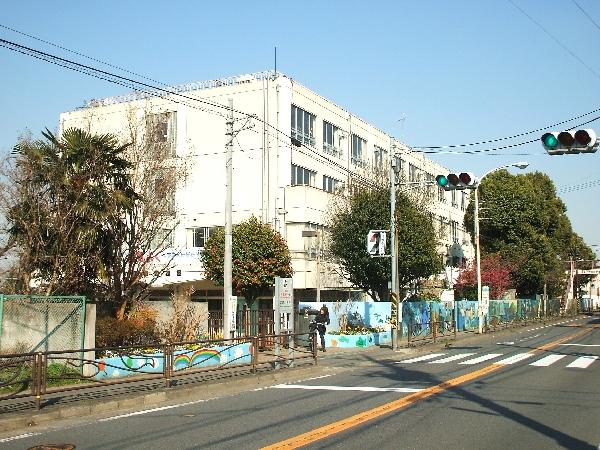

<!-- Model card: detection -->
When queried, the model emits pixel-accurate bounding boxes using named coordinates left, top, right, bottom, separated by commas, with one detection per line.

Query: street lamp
left=475, top=161, right=529, bottom=333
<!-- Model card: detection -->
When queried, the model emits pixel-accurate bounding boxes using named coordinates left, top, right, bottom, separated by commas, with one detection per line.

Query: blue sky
left=1, top=0, right=599, bottom=251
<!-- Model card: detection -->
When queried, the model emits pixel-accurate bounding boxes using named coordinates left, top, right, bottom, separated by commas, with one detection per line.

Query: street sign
left=481, top=286, right=490, bottom=316
left=577, top=269, right=600, bottom=275
left=274, top=277, right=294, bottom=314
left=229, top=296, right=238, bottom=331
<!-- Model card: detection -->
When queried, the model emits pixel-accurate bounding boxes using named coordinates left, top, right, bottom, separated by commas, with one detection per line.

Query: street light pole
left=475, top=161, right=529, bottom=334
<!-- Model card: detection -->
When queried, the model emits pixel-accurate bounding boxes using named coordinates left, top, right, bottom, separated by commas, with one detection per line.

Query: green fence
left=0, top=295, right=86, bottom=353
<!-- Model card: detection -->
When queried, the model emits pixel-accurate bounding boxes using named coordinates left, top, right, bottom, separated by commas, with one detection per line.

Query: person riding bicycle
left=314, top=306, right=330, bottom=352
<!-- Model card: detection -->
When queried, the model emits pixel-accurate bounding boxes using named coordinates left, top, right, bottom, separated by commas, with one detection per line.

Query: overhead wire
left=508, top=0, right=600, bottom=82
left=571, top=0, right=600, bottom=33
left=0, top=29, right=596, bottom=176
left=0, top=36, right=382, bottom=190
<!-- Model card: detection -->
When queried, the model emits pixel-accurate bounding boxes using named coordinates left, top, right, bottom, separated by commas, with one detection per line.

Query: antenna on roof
left=274, top=46, right=277, bottom=76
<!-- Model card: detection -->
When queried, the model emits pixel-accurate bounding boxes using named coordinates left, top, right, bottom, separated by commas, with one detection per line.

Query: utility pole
left=389, top=138, right=400, bottom=349
left=223, top=98, right=234, bottom=340
left=316, top=231, right=321, bottom=305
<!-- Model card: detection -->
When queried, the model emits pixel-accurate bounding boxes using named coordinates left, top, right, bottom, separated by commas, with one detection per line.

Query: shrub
left=95, top=317, right=160, bottom=348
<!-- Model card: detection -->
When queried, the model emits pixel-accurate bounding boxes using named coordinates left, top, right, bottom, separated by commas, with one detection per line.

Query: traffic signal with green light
left=541, top=129, right=598, bottom=155
left=435, top=172, right=478, bottom=191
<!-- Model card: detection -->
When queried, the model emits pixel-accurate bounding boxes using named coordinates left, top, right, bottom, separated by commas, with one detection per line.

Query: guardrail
left=0, top=332, right=317, bottom=410
left=407, top=320, right=456, bottom=346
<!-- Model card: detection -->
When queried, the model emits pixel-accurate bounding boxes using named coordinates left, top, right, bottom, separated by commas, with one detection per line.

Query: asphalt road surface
left=2, top=315, right=599, bottom=449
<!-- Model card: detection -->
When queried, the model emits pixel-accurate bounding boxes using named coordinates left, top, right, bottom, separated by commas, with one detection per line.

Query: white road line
left=566, top=355, right=599, bottom=369
left=98, top=396, right=222, bottom=421
left=495, top=353, right=534, bottom=365
left=398, top=353, right=446, bottom=363
left=0, top=432, right=41, bottom=443
left=530, top=354, right=567, bottom=367
left=459, top=353, right=503, bottom=365
left=429, top=353, right=476, bottom=364
left=559, top=344, right=600, bottom=347
left=271, top=384, right=424, bottom=393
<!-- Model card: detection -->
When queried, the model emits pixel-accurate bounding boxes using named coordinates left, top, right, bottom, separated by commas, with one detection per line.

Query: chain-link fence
left=0, top=295, right=86, bottom=353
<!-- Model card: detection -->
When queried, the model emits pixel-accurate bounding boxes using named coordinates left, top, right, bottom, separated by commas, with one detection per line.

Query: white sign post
left=229, top=296, right=238, bottom=338
left=274, top=277, right=294, bottom=369
left=481, top=286, right=490, bottom=328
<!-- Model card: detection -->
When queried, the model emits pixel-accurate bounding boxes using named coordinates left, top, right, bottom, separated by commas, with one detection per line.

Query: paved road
left=2, top=315, right=598, bottom=449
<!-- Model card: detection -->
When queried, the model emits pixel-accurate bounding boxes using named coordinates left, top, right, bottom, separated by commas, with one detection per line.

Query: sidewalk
left=0, top=315, right=578, bottom=435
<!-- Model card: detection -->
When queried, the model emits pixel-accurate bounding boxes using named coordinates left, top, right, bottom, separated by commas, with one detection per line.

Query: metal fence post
left=312, top=331, right=318, bottom=364
left=251, top=336, right=258, bottom=373
left=164, top=343, right=172, bottom=388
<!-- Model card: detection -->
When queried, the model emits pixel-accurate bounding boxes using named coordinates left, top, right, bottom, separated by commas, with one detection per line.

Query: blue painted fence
left=301, top=298, right=560, bottom=342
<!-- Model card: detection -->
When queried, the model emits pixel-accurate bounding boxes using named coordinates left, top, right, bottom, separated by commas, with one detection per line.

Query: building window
left=408, top=163, right=420, bottom=183
left=146, top=111, right=177, bottom=157
left=291, top=164, right=316, bottom=187
left=291, top=105, right=316, bottom=147
left=351, top=134, right=366, bottom=168
left=188, top=227, right=219, bottom=248
left=461, top=192, right=466, bottom=211
left=151, top=174, right=176, bottom=216
left=451, top=190, right=458, bottom=208
left=438, top=216, right=447, bottom=238
left=425, top=172, right=435, bottom=198
left=323, top=121, right=341, bottom=157
left=151, top=228, right=174, bottom=250
left=437, top=185, right=446, bottom=203
left=374, top=146, right=388, bottom=170
left=323, top=175, right=343, bottom=193
left=451, top=220, right=458, bottom=243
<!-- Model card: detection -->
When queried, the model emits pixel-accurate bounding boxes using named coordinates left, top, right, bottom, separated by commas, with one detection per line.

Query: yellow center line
left=261, top=326, right=593, bottom=449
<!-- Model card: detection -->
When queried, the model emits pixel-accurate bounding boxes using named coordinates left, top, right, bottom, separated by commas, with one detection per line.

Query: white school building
left=59, top=71, right=474, bottom=306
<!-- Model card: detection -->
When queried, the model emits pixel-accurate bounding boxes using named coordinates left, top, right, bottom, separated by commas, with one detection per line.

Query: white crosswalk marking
left=566, top=355, right=599, bottom=369
left=495, top=353, right=534, bottom=365
left=459, top=353, right=503, bottom=365
left=530, top=354, right=567, bottom=367
left=399, top=353, right=446, bottom=363
left=429, top=353, right=476, bottom=364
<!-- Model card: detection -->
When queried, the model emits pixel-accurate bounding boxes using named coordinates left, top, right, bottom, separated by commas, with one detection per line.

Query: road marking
left=497, top=341, right=515, bottom=345
left=429, top=353, right=476, bottom=364
left=559, top=344, right=600, bottom=347
left=98, top=396, right=222, bottom=421
left=459, top=353, right=503, bottom=365
left=262, top=327, right=592, bottom=450
left=0, top=432, right=41, bottom=443
left=495, top=353, right=534, bottom=365
left=398, top=353, right=446, bottom=363
left=272, top=384, right=424, bottom=393
left=566, top=355, right=599, bottom=369
left=530, top=354, right=567, bottom=366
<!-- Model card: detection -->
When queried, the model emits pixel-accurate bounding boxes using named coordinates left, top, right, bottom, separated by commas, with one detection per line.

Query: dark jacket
left=314, top=310, right=330, bottom=334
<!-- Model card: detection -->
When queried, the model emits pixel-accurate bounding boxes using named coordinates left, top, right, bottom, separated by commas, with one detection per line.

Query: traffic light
left=435, top=172, right=478, bottom=191
left=541, top=129, right=598, bottom=155
left=367, top=230, right=387, bottom=256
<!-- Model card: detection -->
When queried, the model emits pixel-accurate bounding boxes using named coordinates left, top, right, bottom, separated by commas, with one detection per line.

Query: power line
left=557, top=179, right=600, bottom=194
left=508, top=0, right=600, bottom=82
left=0, top=36, right=381, bottom=190
left=571, top=0, right=600, bottom=33
left=0, top=23, right=167, bottom=87
left=413, top=109, right=600, bottom=150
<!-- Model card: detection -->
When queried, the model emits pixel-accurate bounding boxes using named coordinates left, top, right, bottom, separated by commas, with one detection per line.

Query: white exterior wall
left=59, top=71, right=474, bottom=295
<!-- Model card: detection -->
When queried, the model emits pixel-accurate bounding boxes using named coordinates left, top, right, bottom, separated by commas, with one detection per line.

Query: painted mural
left=94, top=342, right=251, bottom=380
